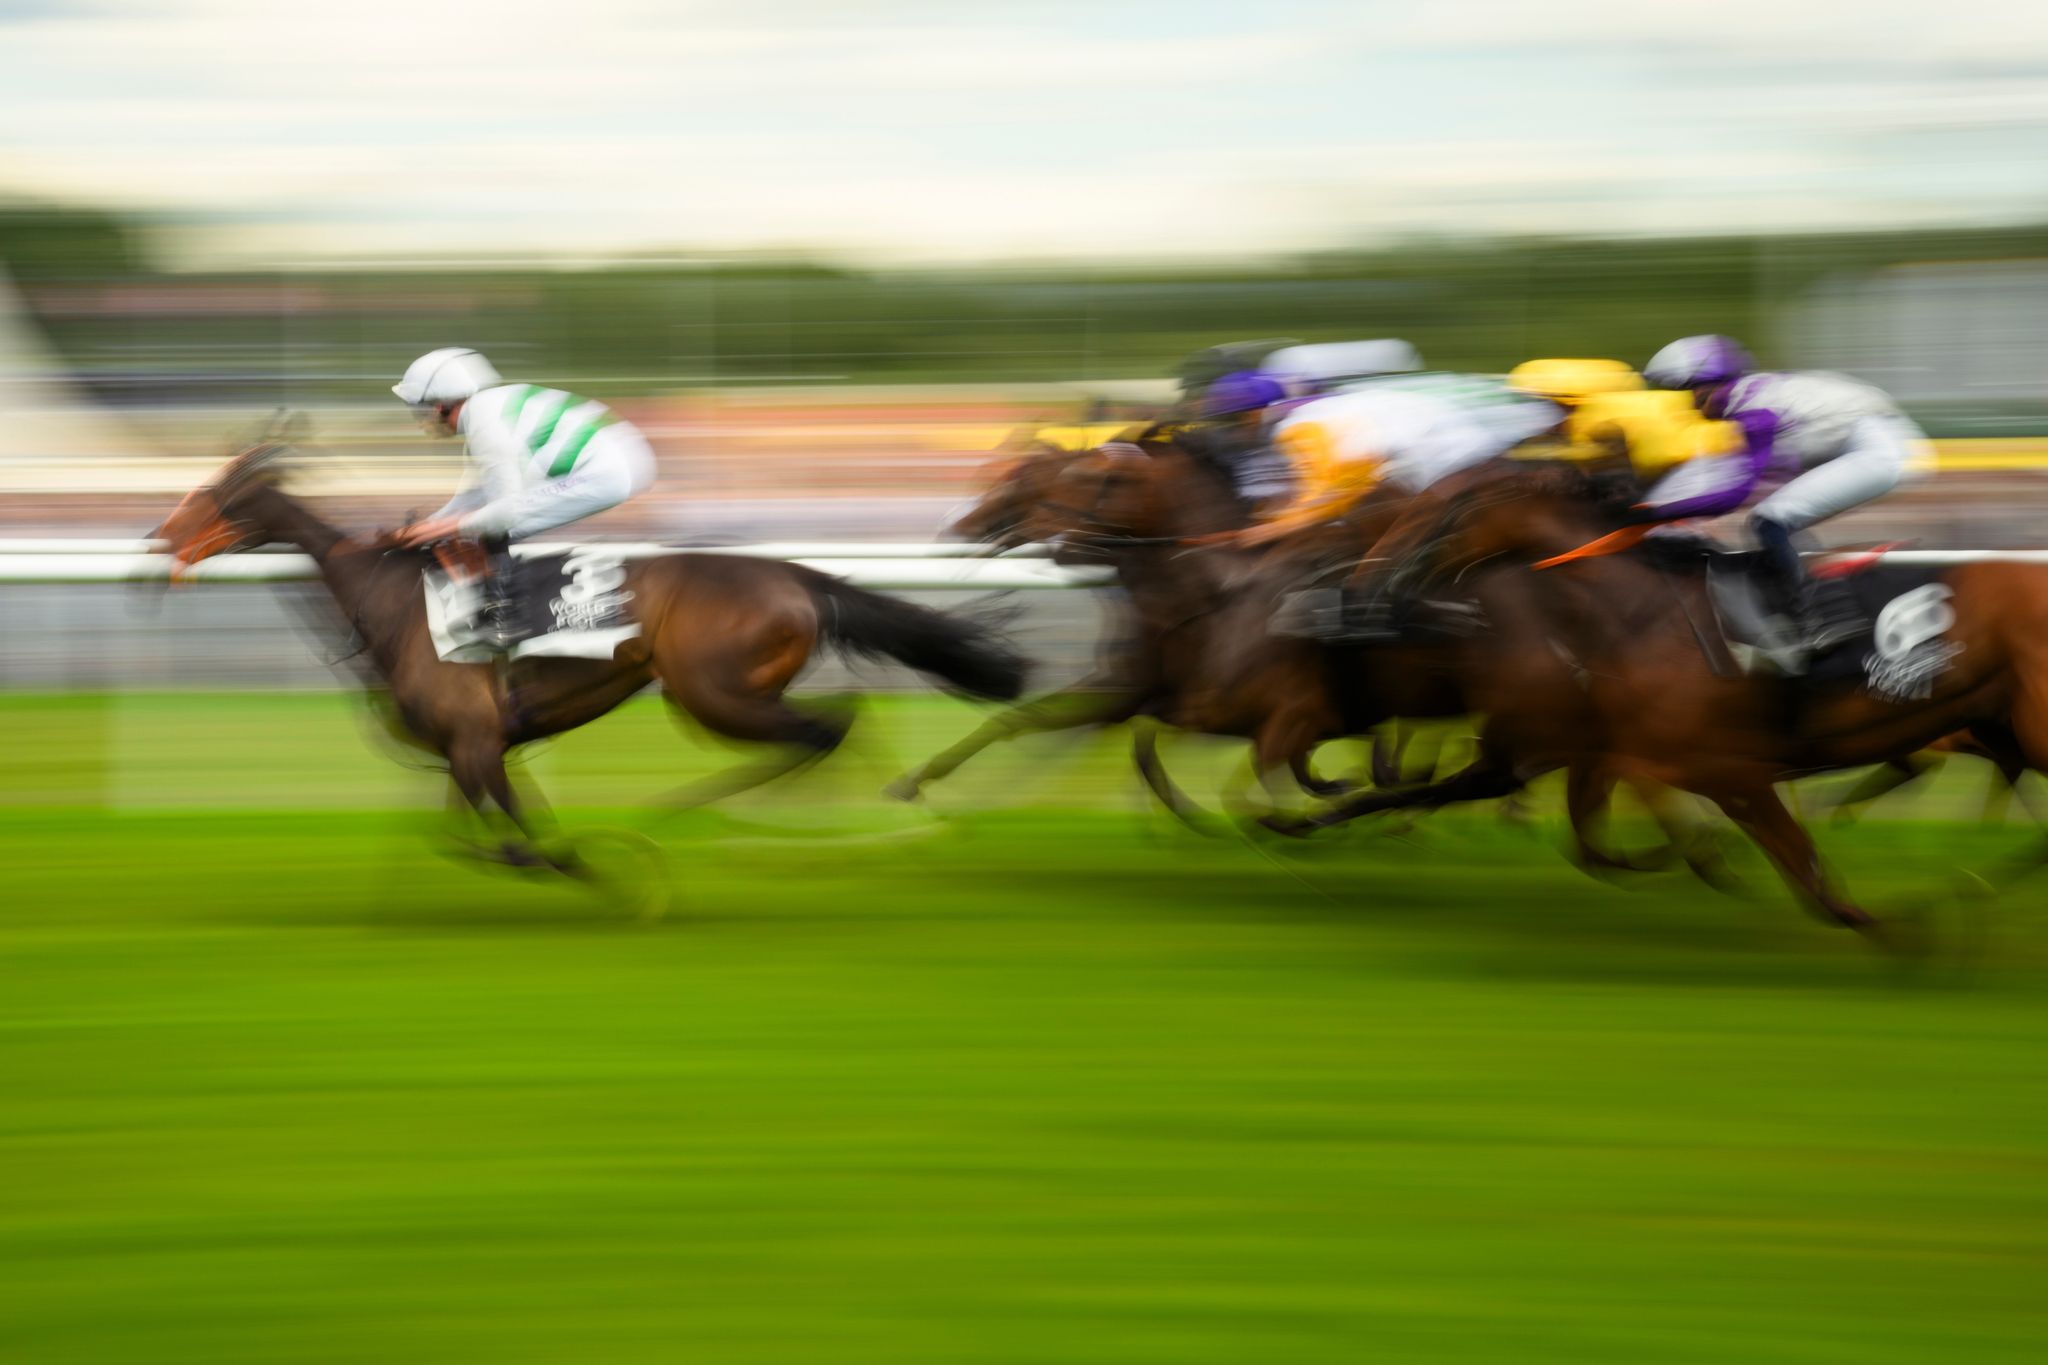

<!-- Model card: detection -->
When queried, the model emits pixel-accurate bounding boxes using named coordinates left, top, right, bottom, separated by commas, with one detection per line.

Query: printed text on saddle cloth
left=1864, top=583, right=1961, bottom=703
left=549, top=548, right=633, bottom=633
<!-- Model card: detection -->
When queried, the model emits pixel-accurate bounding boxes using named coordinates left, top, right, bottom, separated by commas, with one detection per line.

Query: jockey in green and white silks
left=393, top=347, right=656, bottom=645
left=395, top=347, right=655, bottom=544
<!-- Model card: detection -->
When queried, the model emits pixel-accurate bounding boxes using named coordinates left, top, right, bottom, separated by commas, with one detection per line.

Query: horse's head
left=1011, top=443, right=1165, bottom=562
left=946, top=445, right=1077, bottom=551
left=150, top=411, right=306, bottom=579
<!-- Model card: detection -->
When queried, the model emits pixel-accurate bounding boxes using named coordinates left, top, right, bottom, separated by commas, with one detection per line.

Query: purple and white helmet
left=1642, top=335, right=1754, bottom=390
left=1201, top=370, right=1288, bottom=417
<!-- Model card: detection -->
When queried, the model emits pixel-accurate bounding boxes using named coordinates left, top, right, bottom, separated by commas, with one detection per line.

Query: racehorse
left=1281, top=459, right=2048, bottom=930
left=890, top=433, right=1405, bottom=816
left=903, top=435, right=1731, bottom=877
left=150, top=433, right=1027, bottom=870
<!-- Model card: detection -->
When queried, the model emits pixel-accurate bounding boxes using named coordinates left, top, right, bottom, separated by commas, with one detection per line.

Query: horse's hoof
left=498, top=840, right=551, bottom=869
left=882, top=776, right=923, bottom=803
left=1259, top=813, right=1316, bottom=839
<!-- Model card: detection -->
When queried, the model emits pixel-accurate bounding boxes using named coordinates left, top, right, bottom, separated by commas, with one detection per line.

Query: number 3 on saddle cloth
left=423, top=542, right=643, bottom=663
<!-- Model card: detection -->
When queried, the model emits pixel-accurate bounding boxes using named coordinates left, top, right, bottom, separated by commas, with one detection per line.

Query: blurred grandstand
left=6, top=203, right=2048, bottom=550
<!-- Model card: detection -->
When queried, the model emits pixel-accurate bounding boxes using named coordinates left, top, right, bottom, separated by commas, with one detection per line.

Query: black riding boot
left=1752, top=516, right=1859, bottom=669
left=479, top=536, right=523, bottom=651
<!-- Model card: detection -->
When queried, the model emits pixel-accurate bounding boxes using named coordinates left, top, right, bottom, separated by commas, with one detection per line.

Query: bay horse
left=890, top=432, right=1400, bottom=815
left=1284, top=458, right=2048, bottom=930
left=151, top=435, right=1027, bottom=868
left=923, top=438, right=1660, bottom=842
left=906, top=435, right=1725, bottom=876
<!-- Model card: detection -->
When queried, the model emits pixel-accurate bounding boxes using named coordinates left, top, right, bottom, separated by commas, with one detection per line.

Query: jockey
left=1175, top=338, right=1301, bottom=414
left=1258, top=339, right=1425, bottom=398
left=1636, top=335, right=1931, bottom=660
left=1183, top=368, right=1295, bottom=507
left=1183, top=343, right=1431, bottom=506
left=1505, top=357, right=1739, bottom=479
left=1225, top=372, right=1563, bottom=550
left=392, top=347, right=657, bottom=648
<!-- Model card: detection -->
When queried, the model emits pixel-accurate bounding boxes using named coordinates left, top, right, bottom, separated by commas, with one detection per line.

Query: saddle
left=423, top=543, right=642, bottom=663
left=1650, top=536, right=1962, bottom=699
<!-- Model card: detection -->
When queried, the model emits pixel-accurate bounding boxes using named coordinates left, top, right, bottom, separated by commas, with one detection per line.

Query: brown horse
left=151, top=437, right=1027, bottom=868
left=904, top=436, right=1723, bottom=876
left=1286, top=458, right=2048, bottom=929
left=891, top=433, right=1417, bottom=815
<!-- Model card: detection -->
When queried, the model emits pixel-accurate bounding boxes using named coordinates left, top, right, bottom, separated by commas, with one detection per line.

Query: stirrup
left=477, top=600, right=525, bottom=652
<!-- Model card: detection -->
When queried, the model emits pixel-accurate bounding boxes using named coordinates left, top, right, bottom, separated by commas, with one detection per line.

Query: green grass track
left=3, top=692, right=2048, bottom=1363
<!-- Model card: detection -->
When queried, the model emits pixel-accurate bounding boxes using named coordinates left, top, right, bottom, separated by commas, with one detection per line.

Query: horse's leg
left=652, top=683, right=852, bottom=815
left=1131, top=718, right=1221, bottom=831
left=886, top=675, right=1140, bottom=801
left=1636, top=780, right=1745, bottom=894
left=446, top=731, right=558, bottom=868
left=1249, top=700, right=1341, bottom=815
left=1268, top=744, right=1527, bottom=837
left=1826, top=754, right=1934, bottom=826
left=1706, top=783, right=1875, bottom=929
left=1290, top=750, right=1354, bottom=799
left=1369, top=725, right=1411, bottom=789
left=1960, top=714, right=2048, bottom=882
left=1565, top=762, right=1678, bottom=875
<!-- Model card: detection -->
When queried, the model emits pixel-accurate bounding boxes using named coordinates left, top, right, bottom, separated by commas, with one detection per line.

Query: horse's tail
left=799, top=569, right=1028, bottom=701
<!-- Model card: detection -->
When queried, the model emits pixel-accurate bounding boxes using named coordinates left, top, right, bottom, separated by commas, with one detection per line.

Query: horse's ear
left=247, top=449, right=292, bottom=486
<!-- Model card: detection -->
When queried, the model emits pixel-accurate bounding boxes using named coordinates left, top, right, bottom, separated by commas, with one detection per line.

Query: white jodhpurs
left=1752, top=414, right=1930, bottom=532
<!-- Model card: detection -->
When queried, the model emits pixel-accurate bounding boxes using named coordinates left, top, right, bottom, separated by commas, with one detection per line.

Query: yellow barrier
left=1931, top=439, right=2048, bottom=472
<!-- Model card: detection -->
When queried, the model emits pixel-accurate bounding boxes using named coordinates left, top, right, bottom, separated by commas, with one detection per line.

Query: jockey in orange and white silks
left=1217, top=371, right=1564, bottom=548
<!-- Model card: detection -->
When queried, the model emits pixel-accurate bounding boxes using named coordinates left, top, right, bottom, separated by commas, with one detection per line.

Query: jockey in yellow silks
left=1504, top=357, right=1739, bottom=475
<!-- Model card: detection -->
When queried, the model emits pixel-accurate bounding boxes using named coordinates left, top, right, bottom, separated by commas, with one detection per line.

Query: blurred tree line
left=6, top=199, right=2048, bottom=406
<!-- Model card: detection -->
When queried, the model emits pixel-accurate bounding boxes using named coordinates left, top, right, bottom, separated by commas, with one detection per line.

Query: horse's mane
left=1509, top=458, right=1735, bottom=576
left=1511, top=458, right=1641, bottom=523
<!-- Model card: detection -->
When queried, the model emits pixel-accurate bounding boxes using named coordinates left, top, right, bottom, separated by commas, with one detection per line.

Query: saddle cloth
left=1692, top=547, right=1962, bottom=701
left=424, top=544, right=642, bottom=663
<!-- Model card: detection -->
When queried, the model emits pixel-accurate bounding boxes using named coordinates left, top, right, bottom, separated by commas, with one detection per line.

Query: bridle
left=1036, top=444, right=1182, bottom=550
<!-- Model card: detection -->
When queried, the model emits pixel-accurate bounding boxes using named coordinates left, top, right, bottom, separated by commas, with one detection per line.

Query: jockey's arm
left=439, top=396, right=549, bottom=539
left=1234, top=488, right=1365, bottom=546
left=1638, top=408, right=1780, bottom=521
left=428, top=484, right=486, bottom=524
left=1229, top=420, right=1381, bottom=545
left=457, top=471, right=603, bottom=541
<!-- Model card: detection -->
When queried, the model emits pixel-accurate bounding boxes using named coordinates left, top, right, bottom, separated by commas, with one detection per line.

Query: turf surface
left=4, top=693, right=2047, bottom=1363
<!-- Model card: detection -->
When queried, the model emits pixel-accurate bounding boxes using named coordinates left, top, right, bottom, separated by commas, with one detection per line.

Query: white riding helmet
left=1259, top=339, right=1423, bottom=391
left=392, top=347, right=502, bottom=407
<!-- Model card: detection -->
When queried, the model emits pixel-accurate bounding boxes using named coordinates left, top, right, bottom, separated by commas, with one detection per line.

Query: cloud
left=2, top=0, right=2046, bottom=262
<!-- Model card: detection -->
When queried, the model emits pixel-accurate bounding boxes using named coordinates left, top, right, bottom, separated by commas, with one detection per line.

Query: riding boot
left=1752, top=516, right=1836, bottom=672
left=479, top=536, right=524, bottom=652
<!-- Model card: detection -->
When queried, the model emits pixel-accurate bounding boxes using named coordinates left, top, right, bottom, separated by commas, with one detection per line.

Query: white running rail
left=0, top=542, right=1101, bottom=590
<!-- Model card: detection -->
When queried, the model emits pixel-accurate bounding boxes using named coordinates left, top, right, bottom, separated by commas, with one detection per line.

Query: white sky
left=2, top=0, right=2046, bottom=265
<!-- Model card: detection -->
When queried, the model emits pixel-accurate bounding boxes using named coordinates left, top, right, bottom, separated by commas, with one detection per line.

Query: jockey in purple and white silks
left=1636, top=335, right=1932, bottom=660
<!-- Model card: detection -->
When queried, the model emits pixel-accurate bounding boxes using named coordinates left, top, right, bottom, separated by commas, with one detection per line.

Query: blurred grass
left=4, top=692, right=2048, bottom=1363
